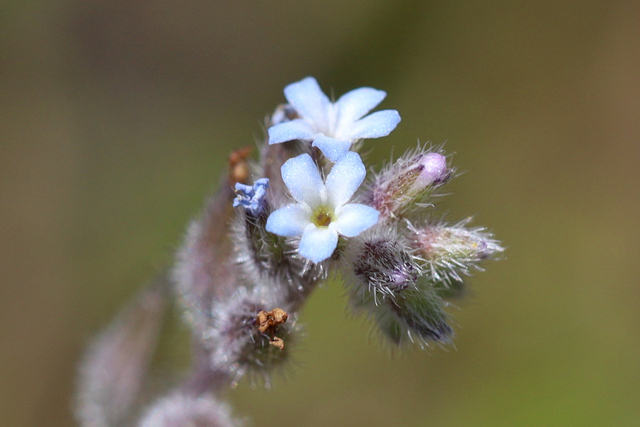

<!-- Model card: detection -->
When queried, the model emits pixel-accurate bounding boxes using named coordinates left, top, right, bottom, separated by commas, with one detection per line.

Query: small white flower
left=268, top=77, right=401, bottom=162
left=266, top=152, right=379, bottom=263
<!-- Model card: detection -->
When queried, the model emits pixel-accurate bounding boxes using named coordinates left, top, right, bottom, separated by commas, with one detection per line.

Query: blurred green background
left=2, top=1, right=639, bottom=426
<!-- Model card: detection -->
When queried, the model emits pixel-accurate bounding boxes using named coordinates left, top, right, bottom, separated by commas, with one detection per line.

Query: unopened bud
left=205, top=285, right=296, bottom=385
left=389, top=285, right=453, bottom=343
left=348, top=278, right=453, bottom=347
left=415, top=152, right=449, bottom=187
left=365, top=146, right=451, bottom=220
left=411, top=220, right=504, bottom=284
left=343, top=232, right=420, bottom=301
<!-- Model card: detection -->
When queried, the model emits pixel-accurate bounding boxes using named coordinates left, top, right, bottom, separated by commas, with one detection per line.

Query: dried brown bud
left=256, top=308, right=289, bottom=349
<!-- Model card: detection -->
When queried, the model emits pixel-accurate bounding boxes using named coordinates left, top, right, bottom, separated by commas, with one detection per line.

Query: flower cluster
left=76, top=76, right=503, bottom=427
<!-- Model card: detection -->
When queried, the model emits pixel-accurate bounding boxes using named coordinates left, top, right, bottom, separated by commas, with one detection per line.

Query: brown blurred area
left=1, top=1, right=639, bottom=426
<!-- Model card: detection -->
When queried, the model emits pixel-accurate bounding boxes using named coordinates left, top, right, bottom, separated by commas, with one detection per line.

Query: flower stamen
left=313, top=208, right=333, bottom=227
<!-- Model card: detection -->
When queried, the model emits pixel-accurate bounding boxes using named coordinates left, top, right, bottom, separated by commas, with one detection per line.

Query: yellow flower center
left=312, top=206, right=333, bottom=227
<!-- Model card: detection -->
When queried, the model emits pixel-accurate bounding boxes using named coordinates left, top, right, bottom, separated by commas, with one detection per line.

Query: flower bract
left=268, top=77, right=401, bottom=162
left=265, top=152, right=379, bottom=263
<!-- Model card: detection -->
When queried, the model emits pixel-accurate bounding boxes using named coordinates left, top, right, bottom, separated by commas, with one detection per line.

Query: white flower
left=266, top=152, right=379, bottom=263
left=268, top=77, right=401, bottom=162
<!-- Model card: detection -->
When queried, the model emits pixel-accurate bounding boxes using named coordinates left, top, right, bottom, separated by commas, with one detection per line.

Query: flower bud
left=348, top=278, right=453, bottom=347
left=204, top=285, right=296, bottom=386
left=415, top=152, right=449, bottom=187
left=411, top=220, right=504, bottom=284
left=364, top=146, right=451, bottom=220
left=233, top=178, right=270, bottom=217
left=389, top=285, right=453, bottom=343
left=342, top=232, right=420, bottom=301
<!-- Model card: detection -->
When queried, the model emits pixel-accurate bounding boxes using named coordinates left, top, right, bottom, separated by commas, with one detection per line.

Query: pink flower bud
left=416, top=152, right=449, bottom=187
left=411, top=220, right=504, bottom=285
left=364, top=145, right=452, bottom=220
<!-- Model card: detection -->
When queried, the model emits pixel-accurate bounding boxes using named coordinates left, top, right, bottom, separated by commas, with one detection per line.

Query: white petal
left=325, top=151, right=366, bottom=208
left=332, top=203, right=379, bottom=237
left=284, top=77, right=330, bottom=131
left=335, top=87, right=386, bottom=129
left=268, top=119, right=315, bottom=145
left=298, top=224, right=338, bottom=263
left=348, top=110, right=401, bottom=139
left=266, top=204, right=311, bottom=237
left=312, top=135, right=352, bottom=163
left=281, top=153, right=325, bottom=206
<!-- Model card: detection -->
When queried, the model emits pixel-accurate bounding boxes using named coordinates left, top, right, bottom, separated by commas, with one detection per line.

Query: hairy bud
left=349, top=277, right=453, bottom=347
left=342, top=230, right=420, bottom=302
left=204, top=285, right=297, bottom=386
left=410, top=219, right=504, bottom=285
left=389, top=284, right=453, bottom=343
left=364, top=145, right=451, bottom=220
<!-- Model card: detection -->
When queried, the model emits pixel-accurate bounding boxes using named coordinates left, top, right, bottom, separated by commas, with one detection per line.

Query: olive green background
left=2, top=1, right=639, bottom=426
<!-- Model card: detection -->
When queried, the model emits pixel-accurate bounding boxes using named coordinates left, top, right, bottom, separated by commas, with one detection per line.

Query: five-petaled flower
left=268, top=77, right=401, bottom=162
left=265, top=152, right=379, bottom=263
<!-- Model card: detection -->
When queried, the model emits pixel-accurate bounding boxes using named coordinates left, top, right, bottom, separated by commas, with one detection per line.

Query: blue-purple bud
left=233, top=178, right=270, bottom=216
